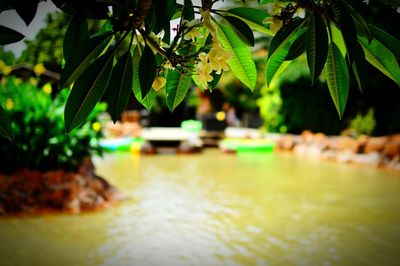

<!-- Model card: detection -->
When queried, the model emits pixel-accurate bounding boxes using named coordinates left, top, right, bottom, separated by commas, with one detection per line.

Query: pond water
left=1, top=149, right=400, bottom=266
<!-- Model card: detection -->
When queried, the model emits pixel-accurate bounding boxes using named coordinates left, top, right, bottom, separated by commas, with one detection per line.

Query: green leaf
left=139, top=45, right=156, bottom=99
left=60, top=32, right=113, bottom=88
left=64, top=52, right=113, bottom=133
left=268, top=19, right=304, bottom=60
left=224, top=16, right=255, bottom=47
left=106, top=50, right=133, bottom=123
left=266, top=28, right=306, bottom=86
left=63, top=14, right=90, bottom=64
left=369, top=24, right=400, bottom=59
left=166, top=70, right=192, bottom=111
left=0, top=105, right=13, bottom=141
left=183, top=0, right=194, bottom=21
left=334, top=3, right=358, bottom=65
left=351, top=41, right=368, bottom=92
left=226, top=7, right=272, bottom=35
left=331, top=24, right=346, bottom=56
left=358, top=36, right=400, bottom=86
left=286, top=31, right=306, bottom=60
left=208, top=70, right=223, bottom=91
left=132, top=46, right=157, bottom=111
left=325, top=42, right=349, bottom=119
left=377, top=0, right=400, bottom=8
left=12, top=0, right=38, bottom=25
left=338, top=0, right=372, bottom=41
left=216, top=23, right=257, bottom=90
left=306, top=12, right=328, bottom=85
left=258, top=0, right=275, bottom=4
left=0, top=25, right=24, bottom=45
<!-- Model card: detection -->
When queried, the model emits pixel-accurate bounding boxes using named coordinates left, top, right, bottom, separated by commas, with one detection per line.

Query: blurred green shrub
left=349, top=108, right=376, bottom=137
left=0, top=76, right=106, bottom=174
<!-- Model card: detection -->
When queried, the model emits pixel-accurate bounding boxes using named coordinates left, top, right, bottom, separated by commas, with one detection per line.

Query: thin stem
left=139, top=29, right=168, bottom=58
left=133, top=0, right=153, bottom=28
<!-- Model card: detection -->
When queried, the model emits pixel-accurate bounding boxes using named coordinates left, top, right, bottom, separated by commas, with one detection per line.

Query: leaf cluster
left=0, top=0, right=399, bottom=140
left=0, top=77, right=105, bottom=173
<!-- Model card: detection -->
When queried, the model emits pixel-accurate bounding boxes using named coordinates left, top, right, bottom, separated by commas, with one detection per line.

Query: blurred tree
left=18, top=12, right=68, bottom=72
left=0, top=47, right=16, bottom=65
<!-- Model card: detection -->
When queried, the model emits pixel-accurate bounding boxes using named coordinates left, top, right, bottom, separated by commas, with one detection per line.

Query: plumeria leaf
left=139, top=45, right=157, bottom=99
left=226, top=7, right=272, bottom=35
left=338, top=0, right=372, bottom=41
left=268, top=19, right=304, bottom=60
left=132, top=46, right=157, bottom=111
left=351, top=41, right=368, bottom=92
left=325, top=41, right=349, bottom=119
left=60, top=32, right=113, bottom=88
left=334, top=3, right=358, bottom=65
left=377, top=0, right=400, bottom=8
left=258, top=0, right=275, bottom=4
left=267, top=28, right=306, bottom=86
left=63, top=14, right=90, bottom=64
left=216, top=23, right=257, bottom=90
left=12, top=0, right=39, bottom=26
left=0, top=105, right=13, bottom=141
left=166, top=70, right=192, bottom=111
left=369, top=24, right=400, bottom=59
left=183, top=0, right=194, bottom=21
left=208, top=70, right=223, bottom=91
left=0, top=25, right=24, bottom=45
left=106, top=50, right=133, bottom=123
left=64, top=52, right=113, bottom=133
left=306, top=12, right=328, bottom=85
left=286, top=31, right=306, bottom=60
left=358, top=36, right=400, bottom=86
left=224, top=15, right=255, bottom=47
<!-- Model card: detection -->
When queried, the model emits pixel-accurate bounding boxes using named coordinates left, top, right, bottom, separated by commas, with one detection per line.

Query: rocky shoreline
left=0, top=158, right=125, bottom=215
left=274, top=131, right=400, bottom=172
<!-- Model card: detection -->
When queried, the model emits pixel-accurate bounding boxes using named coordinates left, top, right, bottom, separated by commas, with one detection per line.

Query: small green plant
left=349, top=108, right=376, bottom=137
left=0, top=77, right=106, bottom=174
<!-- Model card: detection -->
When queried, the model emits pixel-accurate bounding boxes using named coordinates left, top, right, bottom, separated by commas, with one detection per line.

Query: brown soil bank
left=0, top=158, right=124, bottom=215
left=274, top=131, right=400, bottom=172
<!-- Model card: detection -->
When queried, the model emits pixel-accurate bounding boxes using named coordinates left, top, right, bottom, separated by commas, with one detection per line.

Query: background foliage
left=0, top=0, right=399, bottom=140
left=0, top=77, right=105, bottom=173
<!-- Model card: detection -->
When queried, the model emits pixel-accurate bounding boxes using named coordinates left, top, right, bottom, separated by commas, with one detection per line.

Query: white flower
left=208, top=42, right=231, bottom=74
left=265, top=1, right=282, bottom=16
left=263, top=17, right=283, bottom=34
left=196, top=53, right=214, bottom=88
left=184, top=28, right=203, bottom=42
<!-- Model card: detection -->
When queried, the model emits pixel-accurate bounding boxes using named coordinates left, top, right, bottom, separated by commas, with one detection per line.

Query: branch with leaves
left=0, top=0, right=399, bottom=140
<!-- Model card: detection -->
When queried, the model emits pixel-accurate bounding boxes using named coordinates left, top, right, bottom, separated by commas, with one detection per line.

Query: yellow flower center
left=43, top=83, right=52, bottom=94
left=33, top=63, right=46, bottom=76
left=91, top=122, right=101, bottom=132
left=5, top=98, right=14, bottom=110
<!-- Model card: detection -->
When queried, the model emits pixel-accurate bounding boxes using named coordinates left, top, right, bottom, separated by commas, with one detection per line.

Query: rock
left=336, top=136, right=360, bottom=153
left=336, top=150, right=356, bottom=164
left=382, top=140, right=400, bottom=159
left=293, top=143, right=309, bottom=155
left=385, top=156, right=400, bottom=171
left=276, top=135, right=297, bottom=151
left=321, top=150, right=337, bottom=161
left=0, top=162, right=122, bottom=215
left=300, top=130, right=314, bottom=143
left=364, top=137, right=389, bottom=153
left=352, top=152, right=382, bottom=167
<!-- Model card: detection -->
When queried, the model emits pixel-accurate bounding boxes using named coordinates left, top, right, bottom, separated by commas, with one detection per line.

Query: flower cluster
left=195, top=41, right=231, bottom=88
left=194, top=10, right=231, bottom=88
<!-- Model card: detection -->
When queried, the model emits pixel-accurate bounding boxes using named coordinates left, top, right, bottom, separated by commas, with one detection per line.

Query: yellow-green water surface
left=1, top=149, right=400, bottom=266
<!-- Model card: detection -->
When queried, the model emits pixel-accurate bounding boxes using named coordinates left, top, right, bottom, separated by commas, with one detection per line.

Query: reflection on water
left=1, top=149, right=400, bottom=266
